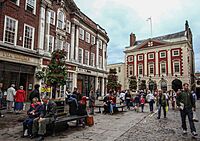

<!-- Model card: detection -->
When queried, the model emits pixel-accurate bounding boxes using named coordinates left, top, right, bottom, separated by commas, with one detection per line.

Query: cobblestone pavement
left=0, top=101, right=200, bottom=141
left=116, top=101, right=200, bottom=141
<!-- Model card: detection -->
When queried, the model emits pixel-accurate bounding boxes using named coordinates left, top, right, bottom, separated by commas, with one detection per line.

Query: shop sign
left=0, top=50, right=39, bottom=66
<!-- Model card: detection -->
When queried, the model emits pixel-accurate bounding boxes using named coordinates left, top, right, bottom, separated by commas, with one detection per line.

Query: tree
left=107, top=68, right=121, bottom=92
left=129, top=76, right=137, bottom=91
left=140, top=80, right=146, bottom=90
left=46, top=50, right=68, bottom=98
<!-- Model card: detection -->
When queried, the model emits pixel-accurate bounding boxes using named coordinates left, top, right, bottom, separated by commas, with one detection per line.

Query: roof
left=134, top=31, right=186, bottom=46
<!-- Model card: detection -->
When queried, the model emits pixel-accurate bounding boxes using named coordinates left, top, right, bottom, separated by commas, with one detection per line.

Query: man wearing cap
left=32, top=96, right=56, bottom=141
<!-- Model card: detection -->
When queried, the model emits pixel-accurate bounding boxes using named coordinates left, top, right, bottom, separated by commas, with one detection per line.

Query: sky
left=74, top=0, right=200, bottom=72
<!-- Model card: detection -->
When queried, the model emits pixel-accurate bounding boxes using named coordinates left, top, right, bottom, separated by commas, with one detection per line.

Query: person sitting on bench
left=32, top=96, right=56, bottom=141
left=68, top=95, right=78, bottom=115
left=103, top=94, right=110, bottom=114
left=22, top=97, right=41, bottom=138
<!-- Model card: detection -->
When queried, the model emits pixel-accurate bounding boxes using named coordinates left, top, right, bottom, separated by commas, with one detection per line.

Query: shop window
left=23, top=24, right=35, bottom=50
left=3, top=16, right=18, bottom=45
left=26, top=0, right=36, bottom=14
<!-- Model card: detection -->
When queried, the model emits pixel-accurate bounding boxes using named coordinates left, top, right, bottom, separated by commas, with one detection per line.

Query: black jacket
left=29, top=89, right=40, bottom=102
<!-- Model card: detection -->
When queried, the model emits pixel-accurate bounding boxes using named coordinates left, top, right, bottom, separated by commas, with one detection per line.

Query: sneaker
left=183, top=130, right=187, bottom=134
left=192, top=131, right=198, bottom=136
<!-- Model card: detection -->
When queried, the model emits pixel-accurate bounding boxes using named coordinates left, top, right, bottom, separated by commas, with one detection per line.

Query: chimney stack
left=130, top=33, right=136, bottom=47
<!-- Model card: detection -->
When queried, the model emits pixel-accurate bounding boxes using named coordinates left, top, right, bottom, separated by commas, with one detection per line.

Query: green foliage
left=35, top=70, right=45, bottom=80
left=46, top=50, right=68, bottom=86
left=140, top=80, right=146, bottom=90
left=107, top=69, right=121, bottom=91
left=129, top=76, right=137, bottom=91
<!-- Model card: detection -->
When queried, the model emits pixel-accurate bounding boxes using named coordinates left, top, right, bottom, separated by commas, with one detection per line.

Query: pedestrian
left=146, top=90, right=155, bottom=113
left=140, top=95, right=145, bottom=112
left=15, top=86, right=26, bottom=114
left=109, top=91, right=117, bottom=114
left=134, top=94, right=140, bottom=112
left=29, top=84, right=40, bottom=102
left=89, top=89, right=95, bottom=115
left=171, top=90, right=176, bottom=110
left=32, top=96, right=56, bottom=141
left=103, top=94, right=110, bottom=114
left=119, top=90, right=125, bottom=105
left=72, top=87, right=82, bottom=101
left=176, top=83, right=198, bottom=136
left=6, top=84, right=16, bottom=112
left=0, top=83, right=3, bottom=108
left=156, top=89, right=167, bottom=119
left=125, top=90, right=131, bottom=110
left=95, top=88, right=100, bottom=100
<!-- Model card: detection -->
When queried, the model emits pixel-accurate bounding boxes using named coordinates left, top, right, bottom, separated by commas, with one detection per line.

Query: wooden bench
left=115, top=105, right=126, bottom=112
left=94, top=105, right=104, bottom=113
left=94, top=104, right=126, bottom=113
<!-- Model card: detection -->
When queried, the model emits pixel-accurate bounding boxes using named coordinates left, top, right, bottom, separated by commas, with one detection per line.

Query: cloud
left=74, top=0, right=200, bottom=71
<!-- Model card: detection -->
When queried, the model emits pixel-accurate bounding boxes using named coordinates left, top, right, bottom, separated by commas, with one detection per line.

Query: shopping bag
left=165, top=106, right=168, bottom=112
left=193, top=111, right=199, bottom=122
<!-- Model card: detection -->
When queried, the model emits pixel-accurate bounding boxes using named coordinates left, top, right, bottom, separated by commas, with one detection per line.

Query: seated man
left=103, top=94, right=110, bottom=114
left=68, top=95, right=78, bottom=115
left=22, top=97, right=41, bottom=137
left=32, top=96, right=56, bottom=141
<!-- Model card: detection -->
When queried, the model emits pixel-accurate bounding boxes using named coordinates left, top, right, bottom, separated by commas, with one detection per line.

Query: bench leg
left=99, top=107, right=101, bottom=113
left=52, top=122, right=56, bottom=137
left=122, top=108, right=123, bottom=112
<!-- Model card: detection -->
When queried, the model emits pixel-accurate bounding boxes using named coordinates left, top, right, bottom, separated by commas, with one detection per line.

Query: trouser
left=32, top=117, right=54, bottom=135
left=126, top=99, right=130, bottom=109
left=180, top=108, right=196, bottom=132
left=90, top=106, right=94, bottom=114
left=7, top=101, right=13, bottom=111
left=141, top=104, right=144, bottom=112
left=23, top=117, right=34, bottom=135
left=158, top=105, right=166, bottom=118
left=149, top=100, right=154, bottom=112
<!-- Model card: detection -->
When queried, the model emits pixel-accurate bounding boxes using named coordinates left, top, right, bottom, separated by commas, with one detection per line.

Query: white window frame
left=84, top=50, right=89, bottom=65
left=11, top=0, right=20, bottom=6
left=160, top=51, right=166, bottom=58
left=55, top=38, right=63, bottom=50
left=63, top=42, right=70, bottom=60
left=148, top=53, right=154, bottom=59
left=138, top=64, right=143, bottom=75
left=66, top=20, right=71, bottom=33
left=173, top=50, right=180, bottom=56
left=79, top=28, right=84, bottom=40
left=23, top=24, right=35, bottom=50
left=91, top=35, right=95, bottom=45
left=47, top=35, right=54, bottom=53
left=78, top=48, right=83, bottom=64
left=160, top=62, right=166, bottom=74
left=138, top=55, right=143, bottom=61
left=90, top=53, right=95, bottom=66
left=25, top=0, right=36, bottom=14
left=173, top=61, right=180, bottom=74
left=99, top=39, right=102, bottom=49
left=128, top=56, right=133, bottom=62
left=128, top=65, right=133, bottom=76
left=57, top=10, right=65, bottom=29
left=149, top=63, right=154, bottom=75
left=3, top=16, right=18, bottom=46
left=49, top=10, right=55, bottom=25
left=86, top=32, right=90, bottom=43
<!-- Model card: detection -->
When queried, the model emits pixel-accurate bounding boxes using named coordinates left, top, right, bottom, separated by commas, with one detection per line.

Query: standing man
left=146, top=90, right=155, bottom=113
left=6, top=84, right=16, bottom=112
left=29, top=84, right=40, bottom=102
left=176, top=83, right=198, bottom=136
left=156, top=89, right=167, bottom=119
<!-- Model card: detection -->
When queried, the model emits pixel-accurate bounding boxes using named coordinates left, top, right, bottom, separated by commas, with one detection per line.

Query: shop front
left=0, top=49, right=40, bottom=101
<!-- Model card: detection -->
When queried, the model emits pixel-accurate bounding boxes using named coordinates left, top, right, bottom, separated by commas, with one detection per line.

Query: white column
left=144, top=53, right=147, bottom=76
left=70, top=24, right=75, bottom=60
left=134, top=55, right=137, bottom=76
left=73, top=72, right=77, bottom=88
left=75, top=26, right=79, bottom=62
left=101, top=78, right=105, bottom=96
left=155, top=51, right=159, bottom=75
left=96, top=38, right=99, bottom=68
left=167, top=49, right=172, bottom=76
left=95, top=76, right=98, bottom=91
left=38, top=5, right=46, bottom=52
left=102, top=44, right=105, bottom=70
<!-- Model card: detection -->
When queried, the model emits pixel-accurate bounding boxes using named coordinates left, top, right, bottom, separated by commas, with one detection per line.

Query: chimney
left=185, top=20, right=189, bottom=31
left=130, top=33, right=136, bottom=47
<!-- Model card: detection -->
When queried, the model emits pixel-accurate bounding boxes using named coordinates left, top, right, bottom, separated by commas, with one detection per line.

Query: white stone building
left=124, top=21, right=195, bottom=91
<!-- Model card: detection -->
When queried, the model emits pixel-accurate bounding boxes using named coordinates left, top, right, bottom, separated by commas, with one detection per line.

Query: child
left=140, top=96, right=145, bottom=112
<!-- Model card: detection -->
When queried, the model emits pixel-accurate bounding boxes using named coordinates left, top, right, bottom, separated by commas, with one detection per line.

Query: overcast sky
left=74, top=0, right=200, bottom=72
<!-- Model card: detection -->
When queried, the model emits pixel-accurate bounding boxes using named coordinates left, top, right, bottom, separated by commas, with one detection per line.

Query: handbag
left=165, top=106, right=168, bottom=112
left=193, top=111, right=199, bottom=122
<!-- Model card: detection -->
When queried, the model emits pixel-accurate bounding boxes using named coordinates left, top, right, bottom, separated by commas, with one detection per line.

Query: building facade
left=107, top=63, right=126, bottom=90
left=0, top=0, right=109, bottom=98
left=0, top=0, right=41, bottom=99
left=37, top=0, right=109, bottom=97
left=124, top=21, right=195, bottom=91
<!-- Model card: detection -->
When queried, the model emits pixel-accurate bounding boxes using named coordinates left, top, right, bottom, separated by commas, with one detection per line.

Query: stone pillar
left=167, top=49, right=172, bottom=76
left=70, top=24, right=75, bottom=60
left=73, top=72, right=77, bottom=88
left=102, top=43, right=105, bottom=70
left=96, top=38, right=99, bottom=68
left=144, top=53, right=147, bottom=76
left=101, top=78, right=105, bottom=96
left=75, top=25, right=79, bottom=62
left=38, top=4, right=46, bottom=54
left=155, top=51, right=159, bottom=76
left=134, top=55, right=137, bottom=76
left=95, top=76, right=98, bottom=91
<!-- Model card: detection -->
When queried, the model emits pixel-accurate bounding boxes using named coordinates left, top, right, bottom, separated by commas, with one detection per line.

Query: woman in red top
left=140, top=96, right=145, bottom=112
left=15, top=86, right=26, bottom=113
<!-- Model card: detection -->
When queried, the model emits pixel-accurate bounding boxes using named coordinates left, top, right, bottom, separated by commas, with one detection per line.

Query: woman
left=140, top=95, right=145, bottom=112
left=125, top=90, right=131, bottom=110
left=15, top=86, right=26, bottom=114
left=89, top=89, right=95, bottom=115
left=146, top=90, right=155, bottom=113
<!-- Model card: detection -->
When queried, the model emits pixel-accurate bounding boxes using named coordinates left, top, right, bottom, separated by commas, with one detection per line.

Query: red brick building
left=124, top=21, right=195, bottom=91
left=0, top=0, right=41, bottom=95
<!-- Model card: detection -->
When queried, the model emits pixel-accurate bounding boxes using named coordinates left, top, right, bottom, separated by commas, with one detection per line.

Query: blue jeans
left=149, top=100, right=154, bottom=112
